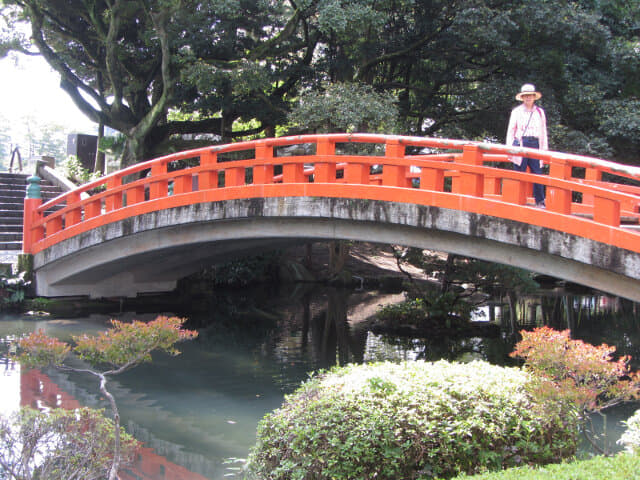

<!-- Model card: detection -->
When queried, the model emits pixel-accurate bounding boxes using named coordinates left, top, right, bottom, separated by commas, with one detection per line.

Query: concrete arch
left=34, top=197, right=640, bottom=300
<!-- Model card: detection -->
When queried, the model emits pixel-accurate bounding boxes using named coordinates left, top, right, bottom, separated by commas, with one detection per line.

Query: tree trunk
left=98, top=374, right=121, bottom=480
left=120, top=133, right=148, bottom=169
left=328, top=241, right=349, bottom=277
left=507, top=291, right=518, bottom=332
left=94, top=122, right=106, bottom=174
left=440, top=253, right=457, bottom=294
left=328, top=289, right=351, bottom=366
left=118, top=8, right=173, bottom=169
left=303, top=242, right=313, bottom=269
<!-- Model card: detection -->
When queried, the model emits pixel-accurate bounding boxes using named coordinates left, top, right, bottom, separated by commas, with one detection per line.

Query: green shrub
left=375, top=293, right=473, bottom=330
left=208, top=252, right=281, bottom=287
left=376, top=297, right=428, bottom=325
left=0, top=407, right=139, bottom=480
left=246, top=360, right=580, bottom=480
left=0, top=272, right=30, bottom=310
left=449, top=453, right=640, bottom=480
left=61, top=155, right=102, bottom=184
left=619, top=409, right=640, bottom=455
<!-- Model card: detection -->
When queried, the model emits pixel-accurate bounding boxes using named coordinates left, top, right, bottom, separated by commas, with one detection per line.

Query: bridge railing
left=23, top=133, right=640, bottom=255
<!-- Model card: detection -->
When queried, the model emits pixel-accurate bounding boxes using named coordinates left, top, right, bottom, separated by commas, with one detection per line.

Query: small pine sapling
left=18, top=315, right=198, bottom=480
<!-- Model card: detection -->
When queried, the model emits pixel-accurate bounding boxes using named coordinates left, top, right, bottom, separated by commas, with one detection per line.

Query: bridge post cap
left=26, top=175, right=42, bottom=199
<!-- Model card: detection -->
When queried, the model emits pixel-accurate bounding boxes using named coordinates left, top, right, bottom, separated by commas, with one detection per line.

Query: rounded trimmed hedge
left=247, top=360, right=579, bottom=479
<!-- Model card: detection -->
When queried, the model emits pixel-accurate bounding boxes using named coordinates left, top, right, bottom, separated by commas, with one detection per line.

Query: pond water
left=1, top=284, right=639, bottom=479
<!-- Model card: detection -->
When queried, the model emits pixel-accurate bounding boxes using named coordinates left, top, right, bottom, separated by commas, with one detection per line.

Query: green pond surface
left=1, top=284, right=639, bottom=479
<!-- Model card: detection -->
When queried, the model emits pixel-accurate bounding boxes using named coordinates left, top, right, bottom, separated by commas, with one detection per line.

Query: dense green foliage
left=0, top=407, right=138, bottom=480
left=378, top=249, right=538, bottom=326
left=0, top=272, right=29, bottom=310
left=449, top=453, right=640, bottom=480
left=375, top=292, right=475, bottom=331
left=60, top=156, right=103, bottom=184
left=377, top=297, right=433, bottom=324
left=246, top=360, right=579, bottom=479
left=287, top=82, right=399, bottom=133
left=2, top=1, right=638, bottom=166
left=207, top=252, right=282, bottom=287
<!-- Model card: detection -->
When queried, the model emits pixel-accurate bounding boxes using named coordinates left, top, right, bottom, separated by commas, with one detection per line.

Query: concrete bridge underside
left=34, top=197, right=640, bottom=301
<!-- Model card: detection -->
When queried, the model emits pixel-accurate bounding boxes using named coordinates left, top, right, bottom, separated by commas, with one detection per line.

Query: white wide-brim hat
left=515, top=83, right=542, bottom=101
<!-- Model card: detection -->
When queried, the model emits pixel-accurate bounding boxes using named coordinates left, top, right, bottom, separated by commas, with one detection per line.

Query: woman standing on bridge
left=506, top=84, right=548, bottom=208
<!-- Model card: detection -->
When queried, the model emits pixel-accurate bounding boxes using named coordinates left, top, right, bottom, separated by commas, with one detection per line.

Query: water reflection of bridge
left=19, top=368, right=210, bottom=480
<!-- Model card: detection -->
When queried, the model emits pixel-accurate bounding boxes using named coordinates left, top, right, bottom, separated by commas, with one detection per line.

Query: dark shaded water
left=1, top=284, right=639, bottom=479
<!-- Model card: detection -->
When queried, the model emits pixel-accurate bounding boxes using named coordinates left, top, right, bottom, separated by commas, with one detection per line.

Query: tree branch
left=355, top=17, right=456, bottom=80
left=392, top=245, right=415, bottom=285
left=249, top=3, right=302, bottom=60
left=27, top=8, right=108, bottom=122
left=129, top=6, right=173, bottom=138
left=98, top=374, right=121, bottom=480
left=104, top=0, right=125, bottom=112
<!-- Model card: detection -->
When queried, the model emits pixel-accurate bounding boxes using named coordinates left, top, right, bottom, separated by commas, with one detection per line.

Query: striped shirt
left=506, top=104, right=548, bottom=150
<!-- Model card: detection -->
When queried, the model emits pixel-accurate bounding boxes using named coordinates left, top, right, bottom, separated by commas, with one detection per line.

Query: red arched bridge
left=23, top=133, right=640, bottom=300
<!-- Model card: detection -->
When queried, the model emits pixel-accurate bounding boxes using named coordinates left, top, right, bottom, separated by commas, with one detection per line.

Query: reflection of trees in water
left=302, top=289, right=366, bottom=369
left=502, top=292, right=640, bottom=368
left=183, top=287, right=282, bottom=329
left=299, top=289, right=517, bottom=368
left=188, top=284, right=640, bottom=373
left=182, top=286, right=368, bottom=386
left=363, top=289, right=640, bottom=368
left=367, top=333, right=516, bottom=366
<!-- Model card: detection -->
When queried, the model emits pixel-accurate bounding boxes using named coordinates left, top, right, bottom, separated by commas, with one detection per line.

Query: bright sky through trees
left=0, top=53, right=96, bottom=146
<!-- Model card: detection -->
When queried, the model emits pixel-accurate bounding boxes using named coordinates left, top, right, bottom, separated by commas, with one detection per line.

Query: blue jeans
left=515, top=136, right=545, bottom=204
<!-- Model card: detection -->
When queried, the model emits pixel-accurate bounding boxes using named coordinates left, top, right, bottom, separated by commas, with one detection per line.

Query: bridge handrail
left=35, top=134, right=640, bottom=207
left=23, top=133, right=640, bottom=256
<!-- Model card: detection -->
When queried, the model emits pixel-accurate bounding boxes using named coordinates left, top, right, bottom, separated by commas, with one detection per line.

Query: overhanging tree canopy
left=1, top=0, right=638, bottom=167
left=1, top=0, right=315, bottom=166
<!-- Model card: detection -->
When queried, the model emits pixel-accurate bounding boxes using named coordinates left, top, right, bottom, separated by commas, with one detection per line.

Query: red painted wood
left=22, top=134, right=640, bottom=256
